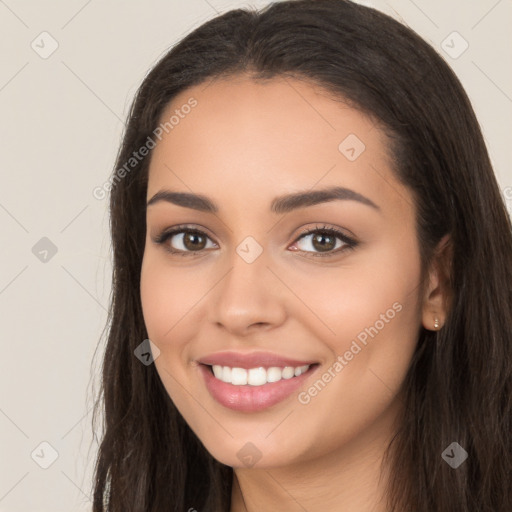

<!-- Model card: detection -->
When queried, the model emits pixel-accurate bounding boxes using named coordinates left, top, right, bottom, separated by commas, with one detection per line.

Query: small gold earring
left=434, top=318, right=439, bottom=330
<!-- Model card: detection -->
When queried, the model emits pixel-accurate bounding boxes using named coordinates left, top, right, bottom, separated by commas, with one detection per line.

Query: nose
left=208, top=245, right=287, bottom=337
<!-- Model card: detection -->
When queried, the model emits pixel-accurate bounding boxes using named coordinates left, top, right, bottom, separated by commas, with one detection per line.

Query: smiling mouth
left=199, top=362, right=320, bottom=412
left=206, top=363, right=318, bottom=386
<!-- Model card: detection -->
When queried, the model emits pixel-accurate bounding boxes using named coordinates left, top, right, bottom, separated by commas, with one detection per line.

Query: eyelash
left=153, top=223, right=358, bottom=258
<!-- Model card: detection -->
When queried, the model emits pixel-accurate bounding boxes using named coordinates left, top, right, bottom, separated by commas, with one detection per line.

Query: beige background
left=0, top=0, right=510, bottom=510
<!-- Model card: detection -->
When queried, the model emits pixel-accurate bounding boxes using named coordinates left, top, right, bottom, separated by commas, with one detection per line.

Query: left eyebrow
left=270, top=186, right=380, bottom=214
left=146, top=186, right=380, bottom=213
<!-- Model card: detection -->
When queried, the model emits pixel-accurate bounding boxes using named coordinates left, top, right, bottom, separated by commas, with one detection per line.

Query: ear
left=421, top=234, right=452, bottom=331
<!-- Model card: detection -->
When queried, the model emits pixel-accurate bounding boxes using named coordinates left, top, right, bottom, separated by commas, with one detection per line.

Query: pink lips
left=197, top=351, right=319, bottom=412
left=198, top=351, right=317, bottom=369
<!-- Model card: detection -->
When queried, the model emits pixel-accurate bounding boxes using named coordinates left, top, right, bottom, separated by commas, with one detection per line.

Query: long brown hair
left=91, top=1, right=512, bottom=510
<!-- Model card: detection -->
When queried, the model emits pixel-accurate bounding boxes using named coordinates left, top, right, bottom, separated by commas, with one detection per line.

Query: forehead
left=146, top=75, right=411, bottom=220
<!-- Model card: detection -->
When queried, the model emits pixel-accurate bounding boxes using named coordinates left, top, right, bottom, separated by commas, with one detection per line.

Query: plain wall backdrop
left=0, top=0, right=510, bottom=510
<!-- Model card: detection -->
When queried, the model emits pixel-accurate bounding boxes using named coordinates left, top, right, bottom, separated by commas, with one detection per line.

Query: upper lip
left=197, top=351, right=318, bottom=369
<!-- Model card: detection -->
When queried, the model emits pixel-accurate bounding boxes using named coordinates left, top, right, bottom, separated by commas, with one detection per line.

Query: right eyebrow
left=147, top=190, right=217, bottom=212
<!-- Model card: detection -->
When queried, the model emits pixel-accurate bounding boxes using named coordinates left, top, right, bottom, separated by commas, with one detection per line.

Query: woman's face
left=140, top=75, right=425, bottom=469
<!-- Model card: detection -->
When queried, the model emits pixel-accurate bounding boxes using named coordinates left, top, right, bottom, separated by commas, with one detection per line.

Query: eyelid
left=153, top=223, right=215, bottom=242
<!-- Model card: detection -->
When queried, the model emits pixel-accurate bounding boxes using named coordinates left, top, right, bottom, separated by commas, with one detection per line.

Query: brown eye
left=295, top=230, right=345, bottom=253
left=182, top=232, right=207, bottom=251
left=291, top=226, right=357, bottom=257
left=155, top=227, right=217, bottom=254
left=311, top=232, right=337, bottom=252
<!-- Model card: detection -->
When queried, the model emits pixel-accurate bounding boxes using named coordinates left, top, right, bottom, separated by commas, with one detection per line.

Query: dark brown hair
left=91, top=1, right=512, bottom=510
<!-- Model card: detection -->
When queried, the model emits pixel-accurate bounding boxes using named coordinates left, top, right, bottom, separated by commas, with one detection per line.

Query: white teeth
left=281, top=367, right=295, bottom=379
left=231, top=367, right=248, bottom=385
left=210, top=364, right=310, bottom=386
left=267, top=367, right=282, bottom=383
left=248, top=367, right=267, bottom=386
left=212, top=365, right=223, bottom=379
left=222, top=366, right=232, bottom=383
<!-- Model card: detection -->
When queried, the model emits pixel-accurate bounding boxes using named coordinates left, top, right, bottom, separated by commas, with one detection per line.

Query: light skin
left=140, top=75, right=449, bottom=511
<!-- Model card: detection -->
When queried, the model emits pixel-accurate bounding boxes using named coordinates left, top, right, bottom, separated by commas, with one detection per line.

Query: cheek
left=281, top=249, right=421, bottom=460
left=293, top=237, right=422, bottom=352
left=140, top=251, right=207, bottom=346
left=140, top=257, right=174, bottom=342
left=140, top=251, right=207, bottom=417
left=295, top=241, right=421, bottom=400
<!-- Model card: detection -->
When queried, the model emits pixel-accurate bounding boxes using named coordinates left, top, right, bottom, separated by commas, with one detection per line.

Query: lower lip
left=199, top=364, right=318, bottom=412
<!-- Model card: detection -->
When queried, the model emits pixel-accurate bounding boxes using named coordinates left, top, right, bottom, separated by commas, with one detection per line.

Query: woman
left=91, top=1, right=512, bottom=510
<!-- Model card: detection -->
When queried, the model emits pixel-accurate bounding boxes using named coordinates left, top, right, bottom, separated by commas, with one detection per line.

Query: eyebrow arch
left=146, top=186, right=380, bottom=213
